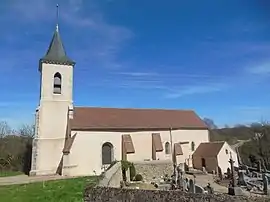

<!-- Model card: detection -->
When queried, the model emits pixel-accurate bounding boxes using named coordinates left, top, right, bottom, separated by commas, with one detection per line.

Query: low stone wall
left=133, top=160, right=173, bottom=182
left=98, top=162, right=122, bottom=188
left=84, top=186, right=270, bottom=202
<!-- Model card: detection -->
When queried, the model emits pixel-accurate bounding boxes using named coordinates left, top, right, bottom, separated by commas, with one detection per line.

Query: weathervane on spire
left=56, top=4, right=59, bottom=32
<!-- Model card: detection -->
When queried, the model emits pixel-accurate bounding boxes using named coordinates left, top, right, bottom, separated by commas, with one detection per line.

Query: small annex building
left=192, top=141, right=239, bottom=174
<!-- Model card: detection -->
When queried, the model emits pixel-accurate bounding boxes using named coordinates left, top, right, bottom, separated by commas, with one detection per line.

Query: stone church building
left=30, top=23, right=211, bottom=177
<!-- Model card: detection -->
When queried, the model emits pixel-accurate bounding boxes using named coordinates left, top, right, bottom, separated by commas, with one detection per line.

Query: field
left=0, top=176, right=99, bottom=202
left=0, top=171, right=23, bottom=177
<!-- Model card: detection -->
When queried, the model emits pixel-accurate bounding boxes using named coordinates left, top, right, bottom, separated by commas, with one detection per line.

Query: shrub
left=121, top=160, right=131, bottom=170
left=135, top=173, right=143, bottom=181
left=121, top=160, right=136, bottom=181
left=129, top=163, right=136, bottom=181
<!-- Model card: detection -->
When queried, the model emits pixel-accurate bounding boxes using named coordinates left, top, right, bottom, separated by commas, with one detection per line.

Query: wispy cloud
left=164, top=84, right=225, bottom=98
left=4, top=0, right=134, bottom=69
left=112, top=71, right=227, bottom=79
left=247, top=62, right=270, bottom=75
left=80, top=70, right=228, bottom=97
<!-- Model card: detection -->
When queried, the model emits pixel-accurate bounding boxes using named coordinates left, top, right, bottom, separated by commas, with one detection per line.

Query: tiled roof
left=40, top=25, right=75, bottom=66
left=192, top=142, right=225, bottom=157
left=71, top=107, right=208, bottom=130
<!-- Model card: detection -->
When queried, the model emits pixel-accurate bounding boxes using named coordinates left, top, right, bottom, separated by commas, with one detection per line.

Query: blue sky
left=1, top=0, right=270, bottom=128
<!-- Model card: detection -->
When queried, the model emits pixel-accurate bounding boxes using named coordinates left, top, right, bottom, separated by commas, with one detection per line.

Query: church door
left=102, top=142, right=113, bottom=165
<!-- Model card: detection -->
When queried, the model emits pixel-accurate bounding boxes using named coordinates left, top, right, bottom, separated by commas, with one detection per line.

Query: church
left=29, top=22, right=211, bottom=177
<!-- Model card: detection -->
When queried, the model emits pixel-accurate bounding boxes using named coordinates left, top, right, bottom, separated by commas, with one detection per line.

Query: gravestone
left=202, top=166, right=207, bottom=174
left=179, top=163, right=185, bottom=173
left=195, top=185, right=205, bottom=193
left=227, top=168, right=231, bottom=179
left=189, top=179, right=195, bottom=193
left=263, top=174, right=269, bottom=195
left=205, top=183, right=214, bottom=194
left=183, top=180, right=188, bottom=191
left=257, top=160, right=262, bottom=173
left=176, top=165, right=183, bottom=189
left=238, top=170, right=247, bottom=186
left=185, top=178, right=190, bottom=191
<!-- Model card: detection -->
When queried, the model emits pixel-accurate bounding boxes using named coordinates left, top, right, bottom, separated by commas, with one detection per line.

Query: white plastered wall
left=64, top=130, right=122, bottom=176
left=172, top=129, right=209, bottom=166
left=30, top=63, right=73, bottom=176
left=64, top=128, right=209, bottom=176
left=217, top=142, right=239, bottom=174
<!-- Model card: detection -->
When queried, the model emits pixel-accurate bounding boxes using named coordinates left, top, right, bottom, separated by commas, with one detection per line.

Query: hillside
left=209, top=126, right=254, bottom=145
left=210, top=125, right=270, bottom=169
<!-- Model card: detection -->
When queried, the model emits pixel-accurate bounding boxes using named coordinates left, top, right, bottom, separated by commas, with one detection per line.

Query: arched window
left=53, top=72, right=62, bottom=94
left=191, top=141, right=195, bottom=151
left=102, top=142, right=113, bottom=165
left=165, top=142, right=171, bottom=154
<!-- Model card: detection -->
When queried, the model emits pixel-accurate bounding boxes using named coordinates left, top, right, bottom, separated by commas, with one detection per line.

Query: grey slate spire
left=40, top=4, right=75, bottom=66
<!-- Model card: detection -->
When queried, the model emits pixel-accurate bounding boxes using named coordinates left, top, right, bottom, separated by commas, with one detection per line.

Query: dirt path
left=193, top=174, right=228, bottom=193
left=0, top=175, right=74, bottom=186
left=194, top=174, right=251, bottom=195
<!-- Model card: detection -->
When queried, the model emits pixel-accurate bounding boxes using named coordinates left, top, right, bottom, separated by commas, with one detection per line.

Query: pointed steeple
left=40, top=4, right=75, bottom=66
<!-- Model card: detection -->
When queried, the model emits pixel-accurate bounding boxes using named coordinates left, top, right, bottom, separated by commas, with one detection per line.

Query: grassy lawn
left=0, top=171, right=23, bottom=177
left=0, top=176, right=99, bottom=202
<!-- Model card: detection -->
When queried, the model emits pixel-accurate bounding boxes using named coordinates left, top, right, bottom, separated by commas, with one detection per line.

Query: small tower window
left=225, top=149, right=228, bottom=154
left=191, top=141, right=195, bottom=151
left=165, top=142, right=171, bottom=154
left=53, top=72, right=62, bottom=94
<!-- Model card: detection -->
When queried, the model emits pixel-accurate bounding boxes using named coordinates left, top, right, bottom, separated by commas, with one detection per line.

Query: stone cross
left=228, top=152, right=243, bottom=196
left=229, top=152, right=236, bottom=187
left=257, top=160, right=262, bottom=173
left=238, top=170, right=247, bottom=186
left=176, top=165, right=184, bottom=190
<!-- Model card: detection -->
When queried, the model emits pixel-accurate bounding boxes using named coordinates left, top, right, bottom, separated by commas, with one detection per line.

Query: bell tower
left=30, top=5, right=75, bottom=176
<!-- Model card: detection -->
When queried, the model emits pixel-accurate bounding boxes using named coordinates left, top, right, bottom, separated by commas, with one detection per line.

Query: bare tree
left=0, top=121, right=12, bottom=138
left=203, top=118, right=218, bottom=129
left=17, top=124, right=35, bottom=138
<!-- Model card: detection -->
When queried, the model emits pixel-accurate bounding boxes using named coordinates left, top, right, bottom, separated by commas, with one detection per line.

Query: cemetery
left=85, top=153, right=270, bottom=201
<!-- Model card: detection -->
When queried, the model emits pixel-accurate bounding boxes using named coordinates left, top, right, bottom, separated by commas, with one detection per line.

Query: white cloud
left=247, top=63, right=270, bottom=75
left=115, top=72, right=159, bottom=77
left=164, top=84, right=225, bottom=98
left=114, top=71, right=226, bottom=79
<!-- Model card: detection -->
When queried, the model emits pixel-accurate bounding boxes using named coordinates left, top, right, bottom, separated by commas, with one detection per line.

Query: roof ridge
left=74, top=106, right=195, bottom=112
left=204, top=141, right=225, bottom=144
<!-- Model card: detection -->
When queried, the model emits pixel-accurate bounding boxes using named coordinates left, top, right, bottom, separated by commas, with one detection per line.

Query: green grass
left=0, top=171, right=23, bottom=177
left=0, top=176, right=100, bottom=202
